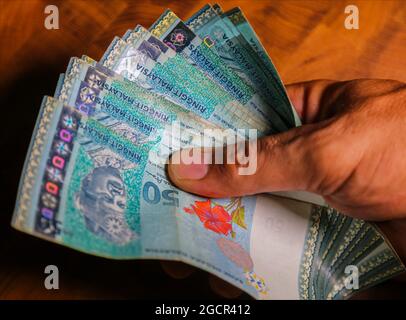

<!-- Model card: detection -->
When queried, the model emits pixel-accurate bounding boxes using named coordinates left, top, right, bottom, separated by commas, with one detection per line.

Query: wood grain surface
left=0, top=0, right=405, bottom=299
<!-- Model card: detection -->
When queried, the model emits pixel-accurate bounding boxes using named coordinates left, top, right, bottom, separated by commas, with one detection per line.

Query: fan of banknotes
left=12, top=4, right=405, bottom=299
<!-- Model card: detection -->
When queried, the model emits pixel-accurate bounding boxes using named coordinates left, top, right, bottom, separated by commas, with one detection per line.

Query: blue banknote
left=210, top=4, right=291, bottom=105
left=221, top=7, right=303, bottom=126
left=220, top=6, right=288, bottom=96
left=186, top=4, right=297, bottom=127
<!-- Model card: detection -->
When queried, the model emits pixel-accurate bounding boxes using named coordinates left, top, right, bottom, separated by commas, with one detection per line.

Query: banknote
left=185, top=4, right=298, bottom=127
left=214, top=5, right=290, bottom=104
left=12, top=97, right=149, bottom=245
left=224, top=7, right=286, bottom=85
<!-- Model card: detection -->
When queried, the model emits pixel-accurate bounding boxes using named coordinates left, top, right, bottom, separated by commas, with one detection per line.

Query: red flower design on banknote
left=174, top=32, right=185, bottom=43
left=183, top=200, right=232, bottom=235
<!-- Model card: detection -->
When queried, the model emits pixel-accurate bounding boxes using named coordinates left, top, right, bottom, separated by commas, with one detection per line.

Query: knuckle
left=298, top=130, right=339, bottom=193
left=213, top=160, right=241, bottom=185
left=256, top=135, right=280, bottom=169
left=257, top=135, right=280, bottom=160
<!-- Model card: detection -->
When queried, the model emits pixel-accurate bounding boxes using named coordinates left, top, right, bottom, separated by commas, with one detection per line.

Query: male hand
left=165, top=79, right=406, bottom=297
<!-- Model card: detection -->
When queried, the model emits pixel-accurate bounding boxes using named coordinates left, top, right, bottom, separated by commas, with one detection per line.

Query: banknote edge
left=149, top=9, right=178, bottom=38
left=185, top=3, right=215, bottom=29
left=298, top=204, right=321, bottom=300
left=371, top=222, right=406, bottom=271
left=11, top=96, right=56, bottom=230
left=298, top=205, right=406, bottom=300
left=224, top=7, right=302, bottom=126
left=100, top=36, right=127, bottom=68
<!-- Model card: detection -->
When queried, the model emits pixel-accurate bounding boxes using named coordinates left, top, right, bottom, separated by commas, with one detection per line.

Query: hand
left=167, top=79, right=406, bottom=294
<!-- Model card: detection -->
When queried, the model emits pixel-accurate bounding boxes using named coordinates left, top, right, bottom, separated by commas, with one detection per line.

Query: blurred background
left=0, top=0, right=405, bottom=299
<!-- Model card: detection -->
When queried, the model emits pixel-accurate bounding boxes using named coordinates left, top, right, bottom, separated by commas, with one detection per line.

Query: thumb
left=167, top=123, right=325, bottom=198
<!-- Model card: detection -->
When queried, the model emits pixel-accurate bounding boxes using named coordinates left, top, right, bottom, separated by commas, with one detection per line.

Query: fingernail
left=170, top=162, right=209, bottom=180
left=169, top=150, right=210, bottom=180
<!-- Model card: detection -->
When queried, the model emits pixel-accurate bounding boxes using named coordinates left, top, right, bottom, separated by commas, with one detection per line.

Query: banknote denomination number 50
left=142, top=181, right=179, bottom=207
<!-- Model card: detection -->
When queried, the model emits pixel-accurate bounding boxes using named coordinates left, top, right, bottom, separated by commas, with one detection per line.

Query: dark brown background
left=0, top=0, right=405, bottom=299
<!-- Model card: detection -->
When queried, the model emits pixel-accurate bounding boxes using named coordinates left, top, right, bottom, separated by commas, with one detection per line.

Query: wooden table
left=0, top=0, right=405, bottom=299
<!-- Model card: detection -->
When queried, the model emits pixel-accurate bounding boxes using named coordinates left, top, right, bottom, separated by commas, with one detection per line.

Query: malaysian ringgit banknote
left=186, top=4, right=298, bottom=126
left=12, top=5, right=405, bottom=299
left=200, top=4, right=291, bottom=110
